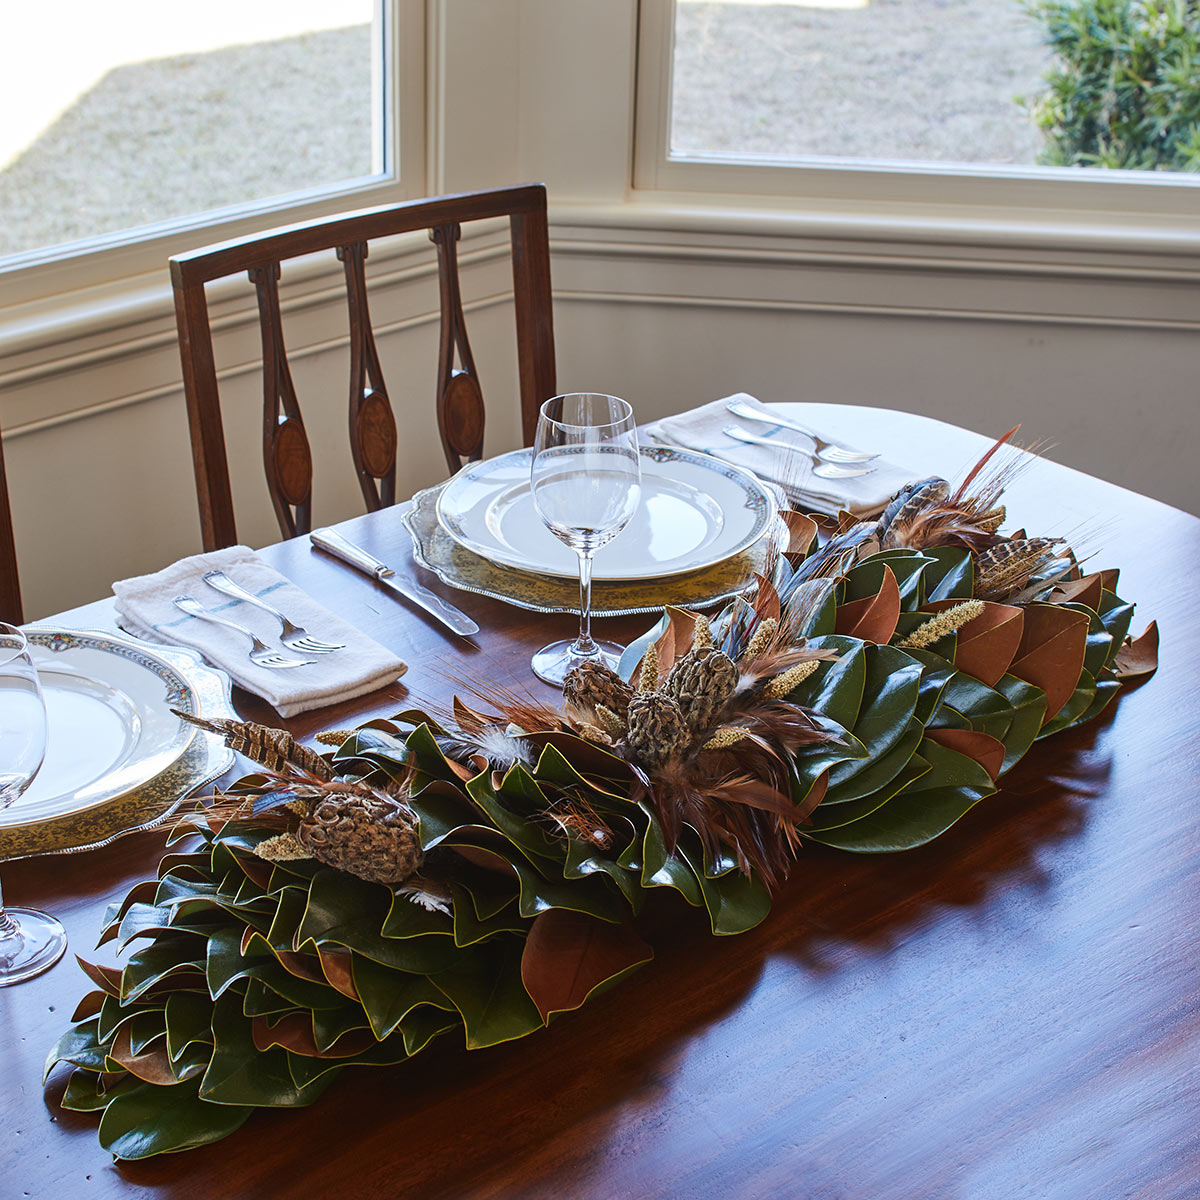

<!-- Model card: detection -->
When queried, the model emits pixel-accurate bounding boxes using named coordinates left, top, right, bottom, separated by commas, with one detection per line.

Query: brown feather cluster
left=558, top=615, right=838, bottom=889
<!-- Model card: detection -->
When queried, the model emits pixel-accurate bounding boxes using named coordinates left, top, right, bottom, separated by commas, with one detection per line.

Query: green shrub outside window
left=1024, top=0, right=1200, bottom=170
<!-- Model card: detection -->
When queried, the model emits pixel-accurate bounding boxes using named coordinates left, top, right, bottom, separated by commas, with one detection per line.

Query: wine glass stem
left=575, top=548, right=597, bottom=655
left=0, top=874, right=18, bottom=943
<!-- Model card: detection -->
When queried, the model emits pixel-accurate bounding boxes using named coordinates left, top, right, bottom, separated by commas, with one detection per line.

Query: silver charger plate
left=406, top=481, right=787, bottom=616
left=435, top=444, right=777, bottom=581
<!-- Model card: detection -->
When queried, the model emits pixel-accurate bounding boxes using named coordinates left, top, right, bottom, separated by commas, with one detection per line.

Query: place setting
left=403, top=399, right=785, bottom=621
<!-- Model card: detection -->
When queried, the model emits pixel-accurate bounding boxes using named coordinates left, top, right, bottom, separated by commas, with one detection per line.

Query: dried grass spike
left=638, top=647, right=660, bottom=692
left=692, top=614, right=715, bottom=650
left=743, top=617, right=779, bottom=662
left=595, top=704, right=628, bottom=738
left=254, top=832, right=310, bottom=863
left=762, top=659, right=821, bottom=700
left=315, top=730, right=355, bottom=747
left=701, top=726, right=750, bottom=751
left=897, top=600, right=985, bottom=649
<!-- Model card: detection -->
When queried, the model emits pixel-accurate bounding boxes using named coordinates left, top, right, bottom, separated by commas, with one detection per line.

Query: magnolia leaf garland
left=47, top=446, right=1159, bottom=1160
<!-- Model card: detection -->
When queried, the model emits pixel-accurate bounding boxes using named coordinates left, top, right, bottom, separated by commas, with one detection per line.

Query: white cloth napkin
left=113, top=546, right=407, bottom=717
left=646, top=393, right=919, bottom=517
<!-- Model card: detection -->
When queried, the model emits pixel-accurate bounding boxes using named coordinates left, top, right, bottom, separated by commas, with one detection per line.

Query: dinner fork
left=726, top=400, right=879, bottom=463
left=202, top=570, right=345, bottom=654
left=722, top=426, right=875, bottom=479
left=172, top=597, right=315, bottom=669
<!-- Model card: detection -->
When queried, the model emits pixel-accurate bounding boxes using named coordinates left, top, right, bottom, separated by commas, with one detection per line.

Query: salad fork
left=722, top=426, right=875, bottom=479
left=202, top=570, right=345, bottom=654
left=726, top=400, right=879, bottom=463
left=172, top=597, right=315, bottom=669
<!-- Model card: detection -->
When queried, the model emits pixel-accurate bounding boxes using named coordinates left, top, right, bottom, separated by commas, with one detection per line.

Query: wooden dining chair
left=170, top=183, right=557, bottom=552
left=0, top=427, right=23, bottom=625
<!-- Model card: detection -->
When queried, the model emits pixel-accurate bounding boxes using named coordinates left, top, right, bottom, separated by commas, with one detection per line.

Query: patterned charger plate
left=0, top=631, right=236, bottom=860
left=405, top=481, right=785, bottom=616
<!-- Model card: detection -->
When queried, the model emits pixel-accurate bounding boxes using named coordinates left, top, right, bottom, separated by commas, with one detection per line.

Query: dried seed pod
left=624, top=692, right=689, bottom=770
left=563, top=660, right=633, bottom=718
left=663, top=646, right=738, bottom=733
left=295, top=789, right=423, bottom=885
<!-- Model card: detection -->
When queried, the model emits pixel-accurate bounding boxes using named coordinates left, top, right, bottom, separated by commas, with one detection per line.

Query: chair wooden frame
left=171, top=183, right=557, bottom=552
left=0, top=429, right=23, bottom=624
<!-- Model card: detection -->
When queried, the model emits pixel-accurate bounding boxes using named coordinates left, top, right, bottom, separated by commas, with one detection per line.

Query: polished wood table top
left=4, top=407, right=1197, bottom=1199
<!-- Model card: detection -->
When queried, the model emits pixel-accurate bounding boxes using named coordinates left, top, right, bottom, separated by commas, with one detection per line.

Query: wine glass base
left=0, top=908, right=68, bottom=986
left=531, top=639, right=626, bottom=687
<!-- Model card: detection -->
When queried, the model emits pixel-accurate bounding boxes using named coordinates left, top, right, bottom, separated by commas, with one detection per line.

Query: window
left=0, top=0, right=423, bottom=308
left=635, top=0, right=1200, bottom=223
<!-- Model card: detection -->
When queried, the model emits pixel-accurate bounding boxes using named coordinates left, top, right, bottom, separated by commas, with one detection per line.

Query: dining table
left=3, top=404, right=1198, bottom=1200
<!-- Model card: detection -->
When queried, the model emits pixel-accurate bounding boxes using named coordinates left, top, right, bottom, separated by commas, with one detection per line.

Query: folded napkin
left=114, top=546, right=407, bottom=718
left=647, top=393, right=918, bottom=517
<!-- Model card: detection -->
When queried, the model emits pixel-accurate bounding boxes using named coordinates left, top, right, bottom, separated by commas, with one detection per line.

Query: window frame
left=0, top=0, right=425, bottom=314
left=634, top=0, right=1200, bottom=230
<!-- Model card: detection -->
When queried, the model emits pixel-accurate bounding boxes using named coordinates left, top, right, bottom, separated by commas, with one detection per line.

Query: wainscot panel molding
left=2, top=208, right=1197, bottom=616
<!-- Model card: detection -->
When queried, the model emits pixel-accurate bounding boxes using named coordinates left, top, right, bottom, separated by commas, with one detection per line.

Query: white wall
left=2, top=0, right=1197, bottom=619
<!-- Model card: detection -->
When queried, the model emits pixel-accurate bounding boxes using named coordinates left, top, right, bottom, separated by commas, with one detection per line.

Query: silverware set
left=172, top=572, right=346, bottom=670
left=723, top=400, right=878, bottom=478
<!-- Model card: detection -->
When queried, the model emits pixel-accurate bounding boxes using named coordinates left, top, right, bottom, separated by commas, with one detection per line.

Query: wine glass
left=0, top=623, right=67, bottom=985
left=529, top=394, right=642, bottom=685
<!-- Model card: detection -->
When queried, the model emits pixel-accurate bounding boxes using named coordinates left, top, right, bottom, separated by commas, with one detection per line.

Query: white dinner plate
left=0, top=629, right=199, bottom=827
left=436, top=445, right=777, bottom=581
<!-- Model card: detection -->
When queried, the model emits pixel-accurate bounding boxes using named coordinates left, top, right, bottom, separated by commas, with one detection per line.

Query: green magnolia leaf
left=638, top=806, right=703, bottom=909
left=1096, top=591, right=1135, bottom=670
left=165, top=991, right=215, bottom=1065
left=907, top=740, right=998, bottom=793
left=98, top=1079, right=254, bottom=1160
left=790, top=635, right=867, bottom=731
left=350, top=945, right=458, bottom=1041
left=296, top=871, right=461, bottom=975
left=506, top=854, right=624, bottom=923
left=991, top=674, right=1048, bottom=776
left=201, top=992, right=336, bottom=1107
left=921, top=546, right=974, bottom=602
left=805, top=753, right=933, bottom=831
left=122, top=937, right=207, bottom=1003
left=676, top=836, right=772, bottom=936
left=819, top=719, right=924, bottom=806
left=449, top=886, right=527, bottom=947
left=129, top=1013, right=169, bottom=1057
left=562, top=817, right=643, bottom=912
left=44, top=1019, right=108, bottom=1080
left=469, top=769, right=569, bottom=865
left=934, top=674, right=1014, bottom=743
left=1067, top=678, right=1121, bottom=728
left=844, top=549, right=936, bottom=608
left=1060, top=602, right=1115, bottom=679
left=241, top=966, right=344, bottom=1014
left=429, top=936, right=545, bottom=1050
left=380, top=889, right=454, bottom=940
left=206, top=925, right=280, bottom=1000
left=61, top=1068, right=140, bottom=1113
left=409, top=782, right=489, bottom=851
left=452, top=862, right=521, bottom=922
left=807, top=782, right=992, bottom=852
left=827, top=645, right=923, bottom=787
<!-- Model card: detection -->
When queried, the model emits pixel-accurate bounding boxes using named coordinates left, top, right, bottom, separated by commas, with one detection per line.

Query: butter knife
left=310, top=528, right=479, bottom=636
